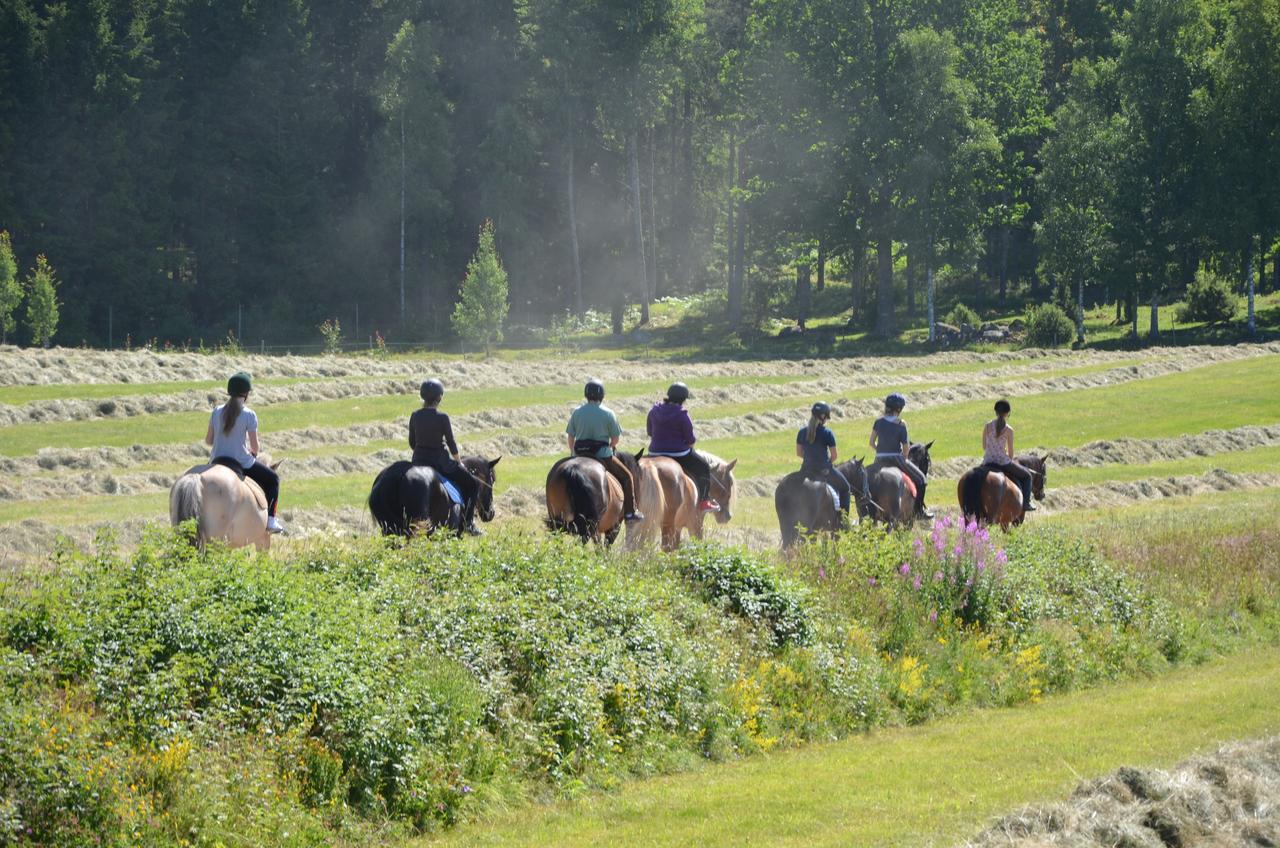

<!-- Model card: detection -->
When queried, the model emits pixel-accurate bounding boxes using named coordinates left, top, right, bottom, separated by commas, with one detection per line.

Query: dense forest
left=0, top=0, right=1277, bottom=347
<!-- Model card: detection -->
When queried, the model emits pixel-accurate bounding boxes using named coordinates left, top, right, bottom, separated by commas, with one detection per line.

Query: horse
left=773, top=458, right=873, bottom=549
left=544, top=452, right=631, bottom=545
left=368, top=456, right=501, bottom=537
left=169, top=457, right=283, bottom=551
left=957, top=454, right=1047, bottom=530
left=627, top=449, right=702, bottom=551
left=867, top=440, right=934, bottom=530
left=701, top=451, right=739, bottom=528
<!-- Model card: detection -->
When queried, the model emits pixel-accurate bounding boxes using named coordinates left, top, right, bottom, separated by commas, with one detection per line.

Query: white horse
left=169, top=458, right=281, bottom=551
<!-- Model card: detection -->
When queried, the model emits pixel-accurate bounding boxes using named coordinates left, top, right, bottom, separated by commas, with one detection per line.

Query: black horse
left=774, top=458, right=873, bottom=549
left=369, top=456, right=500, bottom=537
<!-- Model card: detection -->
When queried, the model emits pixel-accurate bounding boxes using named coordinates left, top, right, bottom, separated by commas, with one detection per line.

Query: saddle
left=210, top=456, right=246, bottom=480
left=869, top=460, right=917, bottom=499
left=800, top=469, right=841, bottom=514
left=438, top=476, right=464, bottom=506
left=573, top=439, right=610, bottom=458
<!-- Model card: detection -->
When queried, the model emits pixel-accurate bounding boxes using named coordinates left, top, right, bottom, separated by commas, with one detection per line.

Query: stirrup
left=698, top=498, right=721, bottom=513
left=625, top=511, right=645, bottom=523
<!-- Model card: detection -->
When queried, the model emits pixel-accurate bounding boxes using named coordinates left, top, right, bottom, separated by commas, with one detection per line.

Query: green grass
left=0, top=377, right=323, bottom=405
left=1048, top=442, right=1280, bottom=488
left=426, top=647, right=1280, bottom=848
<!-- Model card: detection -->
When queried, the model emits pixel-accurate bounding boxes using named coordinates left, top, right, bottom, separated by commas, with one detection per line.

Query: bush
left=317, top=318, right=343, bottom=354
left=944, top=302, right=981, bottom=328
left=1022, top=302, right=1075, bottom=348
left=1177, top=269, right=1239, bottom=325
left=676, top=543, right=812, bottom=648
left=22, top=254, right=59, bottom=348
left=453, top=220, right=509, bottom=354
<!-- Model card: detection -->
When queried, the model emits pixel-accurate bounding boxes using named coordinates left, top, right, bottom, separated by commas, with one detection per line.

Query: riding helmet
left=585, top=379, right=606, bottom=401
left=811, top=401, right=832, bottom=418
left=227, top=372, right=252, bottom=396
left=666, top=382, right=691, bottom=403
left=885, top=392, right=907, bottom=411
left=421, top=379, right=445, bottom=402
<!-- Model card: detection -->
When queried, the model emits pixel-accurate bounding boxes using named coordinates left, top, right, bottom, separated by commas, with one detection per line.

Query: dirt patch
left=965, top=735, right=1280, bottom=848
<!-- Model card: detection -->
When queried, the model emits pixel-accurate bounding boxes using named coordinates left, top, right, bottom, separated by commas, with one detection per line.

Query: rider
left=646, top=382, right=721, bottom=513
left=869, top=392, right=933, bottom=519
left=409, top=379, right=483, bottom=535
left=984, top=399, right=1035, bottom=511
left=566, top=379, right=643, bottom=523
left=205, top=371, right=284, bottom=533
left=795, top=401, right=851, bottom=519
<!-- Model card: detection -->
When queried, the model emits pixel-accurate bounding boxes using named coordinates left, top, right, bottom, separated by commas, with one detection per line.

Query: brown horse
left=627, top=449, right=702, bottom=551
left=169, top=457, right=282, bottom=551
left=701, top=451, right=739, bottom=528
left=957, top=454, right=1048, bottom=529
left=866, top=441, right=933, bottom=531
left=544, top=455, right=626, bottom=545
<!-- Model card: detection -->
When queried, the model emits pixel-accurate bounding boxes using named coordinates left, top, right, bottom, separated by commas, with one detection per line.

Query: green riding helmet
left=585, top=379, right=606, bottom=402
left=421, top=379, right=445, bottom=402
left=227, top=372, right=252, bottom=397
left=666, top=382, right=690, bottom=403
left=885, top=392, right=907, bottom=412
left=811, top=401, right=832, bottom=418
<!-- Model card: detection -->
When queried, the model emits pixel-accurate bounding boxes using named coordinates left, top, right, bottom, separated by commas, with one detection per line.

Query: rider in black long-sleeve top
left=410, top=379, right=481, bottom=534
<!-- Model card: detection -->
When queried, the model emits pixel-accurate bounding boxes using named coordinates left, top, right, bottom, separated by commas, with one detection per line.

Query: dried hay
left=964, top=736, right=1280, bottom=847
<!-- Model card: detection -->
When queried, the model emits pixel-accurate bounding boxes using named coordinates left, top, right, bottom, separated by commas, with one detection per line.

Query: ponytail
left=806, top=413, right=823, bottom=444
left=995, top=418, right=1007, bottom=437
left=221, top=394, right=245, bottom=436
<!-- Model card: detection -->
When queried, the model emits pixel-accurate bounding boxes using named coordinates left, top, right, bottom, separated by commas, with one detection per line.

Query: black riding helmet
left=585, top=379, right=605, bottom=401
left=666, top=382, right=690, bottom=403
left=811, top=401, right=832, bottom=418
left=421, top=379, right=445, bottom=402
left=885, top=392, right=907, bottom=412
left=227, top=372, right=252, bottom=397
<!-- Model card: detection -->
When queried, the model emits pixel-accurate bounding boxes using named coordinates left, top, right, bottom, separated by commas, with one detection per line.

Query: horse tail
left=170, top=473, right=204, bottom=539
left=564, top=464, right=604, bottom=539
left=960, top=468, right=988, bottom=523
left=369, top=461, right=415, bottom=536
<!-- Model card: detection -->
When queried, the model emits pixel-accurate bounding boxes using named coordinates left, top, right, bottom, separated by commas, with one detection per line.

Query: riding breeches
left=654, top=450, right=712, bottom=502
left=244, top=460, right=280, bottom=516
left=802, top=465, right=851, bottom=513
left=415, top=453, right=481, bottom=521
left=991, top=460, right=1032, bottom=505
left=599, top=455, right=638, bottom=515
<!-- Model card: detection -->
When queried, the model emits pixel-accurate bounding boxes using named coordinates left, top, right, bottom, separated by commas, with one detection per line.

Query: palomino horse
left=774, top=458, right=873, bottom=549
left=627, top=449, right=699, bottom=551
left=867, top=441, right=934, bottom=530
left=958, top=454, right=1048, bottom=530
left=544, top=454, right=629, bottom=545
left=169, top=457, right=282, bottom=551
left=368, top=456, right=500, bottom=537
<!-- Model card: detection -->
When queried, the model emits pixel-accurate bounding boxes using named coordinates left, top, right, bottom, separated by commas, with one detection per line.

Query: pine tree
left=0, top=231, right=20, bottom=344
left=452, top=221, right=509, bottom=355
left=24, top=255, right=59, bottom=348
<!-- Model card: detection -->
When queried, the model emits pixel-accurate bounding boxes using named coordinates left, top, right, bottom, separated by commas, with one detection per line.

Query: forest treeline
left=0, top=0, right=1277, bottom=347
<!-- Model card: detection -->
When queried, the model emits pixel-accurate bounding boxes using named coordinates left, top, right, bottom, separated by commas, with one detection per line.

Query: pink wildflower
left=928, top=610, right=938, bottom=623
left=933, top=570, right=943, bottom=582
left=818, top=566, right=827, bottom=581
left=995, top=549, right=1008, bottom=566
left=899, top=562, right=911, bottom=576
left=912, top=575, right=922, bottom=590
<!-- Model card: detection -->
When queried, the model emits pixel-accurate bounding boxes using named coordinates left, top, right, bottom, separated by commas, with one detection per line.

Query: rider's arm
left=795, top=442, right=805, bottom=458
left=248, top=431, right=260, bottom=458
left=830, top=447, right=839, bottom=463
left=610, top=435, right=620, bottom=449
left=567, top=435, right=576, bottom=453
left=444, top=415, right=460, bottom=460
left=205, top=422, right=214, bottom=446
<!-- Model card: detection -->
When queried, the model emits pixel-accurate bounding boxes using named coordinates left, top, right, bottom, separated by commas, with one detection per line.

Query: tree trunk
left=795, top=263, right=811, bottom=328
left=1271, top=243, right=1279, bottom=294
left=998, top=224, right=1009, bottom=303
left=733, top=153, right=747, bottom=327
left=875, top=229, right=893, bottom=338
left=816, top=240, right=826, bottom=291
left=399, top=102, right=406, bottom=328
left=567, top=122, right=584, bottom=316
left=726, top=130, right=741, bottom=328
left=1149, top=285, right=1160, bottom=342
left=1130, top=283, right=1139, bottom=339
left=905, top=244, right=916, bottom=317
left=628, top=131, right=649, bottom=326
left=1115, top=297, right=1122, bottom=323
left=647, top=126, right=660, bottom=301
left=1076, top=278, right=1085, bottom=345
left=1247, top=237, right=1256, bottom=336
left=926, top=251, right=936, bottom=342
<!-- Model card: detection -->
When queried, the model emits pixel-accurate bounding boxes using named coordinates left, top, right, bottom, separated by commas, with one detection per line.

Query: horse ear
left=270, top=459, right=284, bottom=471
left=488, top=455, right=502, bottom=469
left=726, top=459, right=737, bottom=472
left=635, top=447, right=645, bottom=460
left=925, top=440, right=935, bottom=450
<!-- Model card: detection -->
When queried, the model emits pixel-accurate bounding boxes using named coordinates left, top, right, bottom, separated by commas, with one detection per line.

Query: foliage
left=452, top=221, right=509, bottom=355
left=1176, top=269, right=1239, bottom=325
left=22, top=255, right=58, bottom=348
left=945, top=302, right=982, bottom=328
left=317, top=318, right=343, bottom=354
left=1022, top=302, right=1075, bottom=347
left=676, top=543, right=812, bottom=649
left=0, top=232, right=19, bottom=345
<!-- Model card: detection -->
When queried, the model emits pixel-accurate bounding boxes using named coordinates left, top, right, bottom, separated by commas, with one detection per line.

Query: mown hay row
left=1040, top=469, right=1280, bottom=512
left=965, top=735, right=1280, bottom=848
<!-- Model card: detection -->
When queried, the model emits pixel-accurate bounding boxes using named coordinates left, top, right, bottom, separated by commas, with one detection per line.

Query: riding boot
left=1019, top=477, right=1037, bottom=511
left=461, top=498, right=483, bottom=535
left=915, top=480, right=935, bottom=519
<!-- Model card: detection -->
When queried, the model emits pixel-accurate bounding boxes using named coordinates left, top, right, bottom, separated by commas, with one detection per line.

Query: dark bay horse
left=544, top=451, right=644, bottom=545
left=774, top=458, right=872, bottom=549
left=958, top=454, right=1047, bottom=530
left=369, top=456, right=500, bottom=537
left=867, top=441, right=934, bottom=530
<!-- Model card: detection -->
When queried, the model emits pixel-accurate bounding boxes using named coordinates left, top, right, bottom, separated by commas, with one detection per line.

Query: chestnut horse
left=627, top=449, right=701, bottom=551
left=544, top=454, right=630, bottom=545
left=169, top=457, right=282, bottom=551
left=957, top=454, right=1048, bottom=529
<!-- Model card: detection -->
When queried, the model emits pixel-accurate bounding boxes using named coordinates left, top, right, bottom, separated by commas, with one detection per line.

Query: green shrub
left=1176, top=269, right=1239, bottom=325
left=676, top=543, right=813, bottom=648
left=1022, top=302, right=1075, bottom=348
left=944, top=302, right=981, bottom=328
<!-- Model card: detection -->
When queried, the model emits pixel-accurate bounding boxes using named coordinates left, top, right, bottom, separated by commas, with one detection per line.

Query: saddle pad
left=824, top=484, right=840, bottom=514
left=902, top=475, right=918, bottom=500
left=440, top=477, right=464, bottom=506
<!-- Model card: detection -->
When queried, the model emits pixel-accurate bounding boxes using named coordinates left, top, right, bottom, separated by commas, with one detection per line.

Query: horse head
left=846, top=457, right=876, bottom=519
left=705, top=455, right=737, bottom=524
left=463, top=455, right=501, bottom=522
left=908, top=440, right=934, bottom=476
left=1021, top=454, right=1047, bottom=502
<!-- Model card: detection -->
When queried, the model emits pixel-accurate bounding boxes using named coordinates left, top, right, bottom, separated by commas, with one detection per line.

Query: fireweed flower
left=934, top=570, right=943, bottom=582
left=818, top=566, right=827, bottom=581
left=912, top=576, right=922, bottom=590
left=899, top=562, right=911, bottom=576
left=929, top=610, right=938, bottom=623
left=913, top=537, right=925, bottom=557
left=995, top=549, right=1009, bottom=566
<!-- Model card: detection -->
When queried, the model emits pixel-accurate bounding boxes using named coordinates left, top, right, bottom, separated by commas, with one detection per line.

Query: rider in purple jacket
left=646, top=382, right=720, bottom=512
